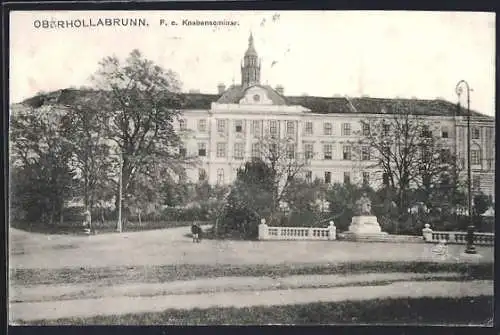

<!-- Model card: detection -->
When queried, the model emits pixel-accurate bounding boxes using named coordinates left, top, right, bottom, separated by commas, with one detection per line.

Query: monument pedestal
left=342, top=216, right=388, bottom=241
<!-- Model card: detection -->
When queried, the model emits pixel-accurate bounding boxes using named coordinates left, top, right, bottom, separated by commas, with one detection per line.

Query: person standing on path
left=191, top=222, right=201, bottom=243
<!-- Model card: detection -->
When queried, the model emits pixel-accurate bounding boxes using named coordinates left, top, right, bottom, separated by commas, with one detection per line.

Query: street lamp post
left=455, top=80, right=476, bottom=254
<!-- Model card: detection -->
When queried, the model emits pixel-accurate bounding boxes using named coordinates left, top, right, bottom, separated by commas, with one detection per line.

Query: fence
left=258, top=220, right=336, bottom=241
left=422, top=224, right=494, bottom=246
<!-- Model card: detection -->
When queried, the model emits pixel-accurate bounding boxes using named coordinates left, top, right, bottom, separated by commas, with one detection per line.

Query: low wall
left=258, top=221, right=336, bottom=241
left=422, top=224, right=494, bottom=246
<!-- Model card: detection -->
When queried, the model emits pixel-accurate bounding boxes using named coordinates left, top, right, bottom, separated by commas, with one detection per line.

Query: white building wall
left=177, top=104, right=495, bottom=199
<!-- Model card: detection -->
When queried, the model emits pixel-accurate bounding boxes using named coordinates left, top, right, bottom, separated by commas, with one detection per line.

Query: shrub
left=286, top=211, right=318, bottom=227
left=216, top=206, right=259, bottom=240
left=61, top=206, right=86, bottom=224
left=425, top=214, right=494, bottom=233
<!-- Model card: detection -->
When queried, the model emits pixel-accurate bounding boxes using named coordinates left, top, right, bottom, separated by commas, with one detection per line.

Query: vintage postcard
left=8, top=10, right=495, bottom=326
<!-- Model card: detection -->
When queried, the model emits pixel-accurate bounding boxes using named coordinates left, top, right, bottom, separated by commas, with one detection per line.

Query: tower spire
left=241, top=32, right=261, bottom=87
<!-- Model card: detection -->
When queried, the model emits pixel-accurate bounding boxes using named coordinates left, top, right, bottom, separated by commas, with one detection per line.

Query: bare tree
left=254, top=135, right=310, bottom=219
left=357, top=102, right=461, bottom=219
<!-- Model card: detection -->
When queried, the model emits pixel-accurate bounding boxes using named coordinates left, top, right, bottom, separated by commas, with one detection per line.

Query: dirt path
left=10, top=280, right=493, bottom=323
left=10, top=226, right=493, bottom=269
left=10, top=272, right=465, bottom=303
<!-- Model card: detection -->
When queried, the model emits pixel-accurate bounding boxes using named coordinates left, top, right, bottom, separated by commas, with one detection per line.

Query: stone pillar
left=328, top=221, right=336, bottom=240
left=258, top=218, right=268, bottom=240
left=297, top=119, right=303, bottom=157
left=279, top=120, right=286, bottom=139
left=209, top=114, right=216, bottom=161
left=245, top=119, right=252, bottom=160
left=422, top=223, right=433, bottom=242
left=308, top=227, right=315, bottom=239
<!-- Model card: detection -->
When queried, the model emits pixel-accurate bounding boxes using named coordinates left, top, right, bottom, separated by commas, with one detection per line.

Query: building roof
left=216, top=84, right=287, bottom=105
left=19, top=88, right=220, bottom=110
left=17, top=88, right=493, bottom=120
left=287, top=95, right=490, bottom=119
left=286, top=96, right=354, bottom=114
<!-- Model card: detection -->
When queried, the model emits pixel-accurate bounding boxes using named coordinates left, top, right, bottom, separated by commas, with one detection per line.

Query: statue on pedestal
left=345, top=192, right=386, bottom=237
left=354, top=193, right=372, bottom=216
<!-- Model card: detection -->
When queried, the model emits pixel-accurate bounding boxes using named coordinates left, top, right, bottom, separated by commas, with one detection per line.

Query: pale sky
left=10, top=10, right=496, bottom=115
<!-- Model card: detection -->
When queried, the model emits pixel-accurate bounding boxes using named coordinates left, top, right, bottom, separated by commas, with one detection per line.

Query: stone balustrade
left=422, top=224, right=494, bottom=246
left=258, top=219, right=336, bottom=241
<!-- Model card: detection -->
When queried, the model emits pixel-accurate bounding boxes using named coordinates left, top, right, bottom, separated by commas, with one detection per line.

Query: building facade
left=177, top=34, right=495, bottom=201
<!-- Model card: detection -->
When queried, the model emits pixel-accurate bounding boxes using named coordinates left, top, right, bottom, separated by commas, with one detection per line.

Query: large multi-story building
left=176, top=34, right=495, bottom=200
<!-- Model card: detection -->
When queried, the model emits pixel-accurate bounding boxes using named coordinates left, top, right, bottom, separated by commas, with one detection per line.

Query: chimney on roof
left=217, top=83, right=226, bottom=94
left=275, top=85, right=284, bottom=95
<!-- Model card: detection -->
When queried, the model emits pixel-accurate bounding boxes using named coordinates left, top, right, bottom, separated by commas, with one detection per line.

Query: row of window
left=182, top=142, right=369, bottom=161
left=198, top=168, right=485, bottom=192
left=197, top=168, right=370, bottom=186
left=178, top=119, right=474, bottom=139
left=308, top=171, right=369, bottom=185
left=179, top=118, right=487, bottom=143
left=179, top=119, right=355, bottom=136
left=197, top=168, right=226, bottom=184
left=185, top=142, right=475, bottom=165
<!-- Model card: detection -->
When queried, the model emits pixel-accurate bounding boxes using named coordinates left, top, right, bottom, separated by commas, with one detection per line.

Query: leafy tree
left=193, top=181, right=211, bottom=203
left=161, top=181, right=189, bottom=208
left=217, top=159, right=274, bottom=239
left=10, top=105, right=77, bottom=225
left=88, top=49, right=190, bottom=223
left=474, top=193, right=491, bottom=216
left=60, top=93, right=114, bottom=214
left=283, top=178, right=321, bottom=214
left=281, top=178, right=335, bottom=227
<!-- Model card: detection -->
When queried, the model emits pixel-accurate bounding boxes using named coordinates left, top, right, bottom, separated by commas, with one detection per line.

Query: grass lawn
left=11, top=261, right=494, bottom=286
left=15, top=296, right=493, bottom=325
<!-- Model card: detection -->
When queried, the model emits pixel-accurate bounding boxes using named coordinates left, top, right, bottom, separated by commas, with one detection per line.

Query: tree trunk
left=100, top=207, right=105, bottom=225
left=50, top=208, right=55, bottom=226
left=84, top=181, right=89, bottom=214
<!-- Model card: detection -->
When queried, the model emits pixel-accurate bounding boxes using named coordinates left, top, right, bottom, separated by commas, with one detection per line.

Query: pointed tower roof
left=244, top=32, right=258, bottom=56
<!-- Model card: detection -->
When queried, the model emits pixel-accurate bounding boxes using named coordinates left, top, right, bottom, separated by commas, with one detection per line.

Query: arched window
left=217, top=168, right=224, bottom=185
